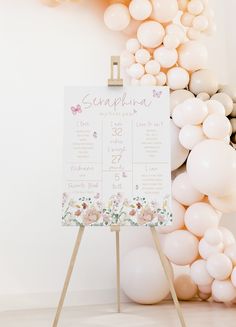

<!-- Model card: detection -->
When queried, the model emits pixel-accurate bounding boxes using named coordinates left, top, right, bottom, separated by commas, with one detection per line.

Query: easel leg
left=111, top=225, right=121, bottom=313
left=150, top=227, right=186, bottom=327
left=52, top=226, right=85, bottom=327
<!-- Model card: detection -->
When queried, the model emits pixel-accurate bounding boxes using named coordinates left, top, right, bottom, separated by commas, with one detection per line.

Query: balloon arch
left=42, top=0, right=236, bottom=305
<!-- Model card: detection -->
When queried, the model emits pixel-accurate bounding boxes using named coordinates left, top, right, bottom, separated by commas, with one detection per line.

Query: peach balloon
left=158, top=199, right=185, bottom=234
left=179, top=125, right=206, bottom=150
left=181, top=12, right=194, bottom=27
left=187, top=140, right=236, bottom=197
left=211, top=92, right=234, bottom=116
left=163, top=230, right=199, bottom=265
left=178, top=41, right=208, bottom=72
left=224, top=244, right=236, bottom=266
left=198, top=284, right=212, bottom=294
left=137, top=21, right=165, bottom=48
left=199, top=238, right=224, bottom=260
left=204, top=228, right=223, bottom=246
left=135, top=48, right=150, bottom=64
left=140, top=74, right=156, bottom=86
left=231, top=267, right=236, bottom=288
left=197, top=92, right=210, bottom=101
left=154, top=46, right=178, bottom=68
left=209, top=191, right=236, bottom=214
left=151, top=0, right=178, bottom=23
left=219, top=227, right=235, bottom=248
left=172, top=173, right=204, bottom=206
left=212, top=280, right=236, bottom=303
left=206, top=253, right=233, bottom=280
left=127, top=63, right=145, bottom=78
left=202, top=113, right=231, bottom=139
left=190, top=259, right=213, bottom=286
left=129, top=0, right=152, bottom=21
left=126, top=38, right=140, bottom=54
left=170, top=120, right=189, bottom=171
left=174, top=274, right=198, bottom=300
left=189, top=69, right=219, bottom=96
left=167, top=67, right=190, bottom=90
left=184, top=202, right=219, bottom=237
left=198, top=292, right=211, bottom=300
left=104, top=4, right=131, bottom=31
left=170, top=90, right=194, bottom=114
left=219, top=85, right=236, bottom=103
left=120, top=51, right=135, bottom=67
left=145, top=60, right=160, bottom=75
left=187, top=0, right=204, bottom=15
left=205, top=100, right=225, bottom=115
left=156, top=72, right=167, bottom=86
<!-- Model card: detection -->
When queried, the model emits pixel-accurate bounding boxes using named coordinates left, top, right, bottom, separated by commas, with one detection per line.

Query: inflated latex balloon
left=154, top=46, right=178, bottom=68
left=165, top=24, right=185, bottom=43
left=199, top=238, right=224, bottom=260
left=193, top=15, right=209, bottom=31
left=121, top=247, right=173, bottom=304
left=187, top=0, right=204, bottom=15
left=172, top=173, right=204, bottom=206
left=170, top=120, right=189, bottom=171
left=186, top=140, right=236, bottom=197
left=167, top=67, right=190, bottom=90
left=187, top=28, right=201, bottom=40
left=127, top=62, right=145, bottom=78
left=151, top=0, right=178, bottom=23
left=219, top=227, right=235, bottom=248
left=174, top=274, right=198, bottom=300
left=170, top=90, right=194, bottom=114
left=137, top=20, right=165, bottom=48
left=205, top=100, right=225, bottom=115
left=104, top=4, right=131, bottom=31
left=208, top=191, right=236, bottom=214
left=156, top=72, right=167, bottom=86
left=129, top=0, right=152, bottom=21
left=178, top=41, right=208, bottom=72
left=163, top=230, right=199, bottom=265
left=120, top=51, right=135, bottom=67
left=212, top=280, right=236, bottom=303
left=140, top=74, right=156, bottom=85
left=224, top=244, right=236, bottom=266
left=126, top=38, right=141, bottom=53
left=198, top=292, right=211, bottom=300
left=41, top=0, right=61, bottom=6
left=158, top=199, right=185, bottom=234
left=198, top=284, right=212, bottom=294
left=179, top=124, right=206, bottom=150
left=189, top=69, right=219, bottom=96
left=184, top=202, right=219, bottom=237
left=145, top=60, right=160, bottom=75
left=231, top=267, right=236, bottom=287
left=211, top=92, right=234, bottom=116
left=135, top=48, right=150, bottom=64
left=202, top=113, right=231, bottom=139
left=204, top=228, right=223, bottom=246
left=190, top=259, right=213, bottom=286
left=172, top=98, right=208, bottom=127
left=163, top=34, right=180, bottom=49
left=178, top=0, right=188, bottom=11
left=181, top=12, right=194, bottom=27
left=219, top=85, right=236, bottom=103
left=206, top=253, right=233, bottom=280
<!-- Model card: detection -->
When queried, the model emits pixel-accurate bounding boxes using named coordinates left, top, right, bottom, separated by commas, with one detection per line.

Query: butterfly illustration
left=122, top=171, right=127, bottom=178
left=93, top=131, right=98, bottom=138
left=135, top=184, right=139, bottom=190
left=153, top=90, right=162, bottom=98
left=94, top=193, right=100, bottom=199
left=70, top=104, right=82, bottom=115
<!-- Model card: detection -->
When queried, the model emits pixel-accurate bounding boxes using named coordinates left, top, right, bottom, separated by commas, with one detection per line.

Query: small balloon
left=212, top=280, right=236, bottom=303
left=190, top=259, right=213, bottom=286
left=206, top=253, right=233, bottom=280
left=174, top=274, right=198, bottom=300
left=137, top=20, right=165, bottom=48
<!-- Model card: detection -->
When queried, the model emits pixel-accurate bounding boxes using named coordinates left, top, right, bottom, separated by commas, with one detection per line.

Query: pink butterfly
left=153, top=90, right=162, bottom=98
left=70, top=104, right=82, bottom=115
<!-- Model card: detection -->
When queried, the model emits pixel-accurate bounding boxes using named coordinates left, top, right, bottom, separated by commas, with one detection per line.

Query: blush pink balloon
left=170, top=90, right=194, bottom=115
left=199, top=238, right=224, bottom=260
left=178, top=41, right=208, bottom=72
left=174, top=274, right=198, bottom=300
left=212, top=280, right=236, bottom=303
left=209, top=191, right=236, bottom=214
left=190, top=259, right=213, bottom=286
left=224, top=244, right=236, bottom=266
left=170, top=120, right=189, bottom=171
left=206, top=253, right=233, bottom=280
left=179, top=125, right=206, bottom=150
left=204, top=228, right=223, bottom=246
left=158, top=199, right=185, bottom=234
left=151, top=0, right=178, bottom=23
left=104, top=3, right=131, bottom=31
left=137, top=20, right=165, bottom=48
left=231, top=267, right=236, bottom=288
left=219, top=227, right=236, bottom=248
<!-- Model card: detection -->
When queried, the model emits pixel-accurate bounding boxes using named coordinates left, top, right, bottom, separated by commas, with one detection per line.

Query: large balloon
left=212, top=280, right=236, bottom=303
left=206, top=253, right=233, bottom=281
left=190, top=259, right=213, bottom=286
left=179, top=125, right=206, bottom=150
left=170, top=90, right=194, bottom=114
left=151, top=0, right=178, bottom=23
left=178, top=41, right=208, bottom=72
left=199, top=238, right=224, bottom=260
left=187, top=140, right=236, bottom=197
left=209, top=191, right=236, bottom=213
left=174, top=274, right=198, bottom=300
left=189, top=69, right=219, bottom=95
left=170, top=120, right=189, bottom=171
left=104, top=4, right=131, bottom=31
left=137, top=21, right=165, bottom=48
left=121, top=247, right=173, bottom=304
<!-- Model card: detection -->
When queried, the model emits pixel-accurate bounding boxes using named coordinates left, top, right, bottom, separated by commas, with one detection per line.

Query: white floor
left=0, top=301, right=236, bottom=327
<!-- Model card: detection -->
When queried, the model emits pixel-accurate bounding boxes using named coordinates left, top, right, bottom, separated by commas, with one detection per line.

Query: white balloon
left=127, top=63, right=145, bottom=79
left=167, top=67, right=189, bottom=90
left=156, top=72, right=167, bottom=86
left=154, top=46, right=178, bottom=68
left=190, top=259, right=213, bottom=286
left=172, top=173, right=204, bottom=206
left=170, top=90, right=194, bottom=114
left=151, top=0, right=178, bottom=23
left=179, top=125, right=206, bottom=150
left=145, top=60, right=160, bottom=75
left=135, top=48, right=151, bottom=64
left=104, top=4, right=131, bottom=31
left=165, top=23, right=185, bottom=43
left=129, top=0, right=152, bottom=21
left=137, top=20, right=165, bottom=48
left=212, top=280, right=236, bottom=303
left=187, top=0, right=204, bottom=15
left=187, top=140, right=236, bottom=197
left=172, top=98, right=208, bottom=127
left=205, top=100, right=225, bottom=115
left=184, top=202, right=219, bottom=237
left=187, top=28, right=201, bottom=40
left=197, top=92, right=210, bottom=101
left=199, top=238, right=224, bottom=260
left=193, top=15, right=209, bottom=31
left=163, top=34, right=180, bottom=49
left=122, top=247, right=173, bottom=304
left=120, top=50, right=135, bottom=67
left=181, top=12, right=194, bottom=27
left=209, top=191, right=236, bottom=214
left=224, top=244, right=236, bottom=266
left=219, top=227, right=235, bottom=248
left=231, top=267, right=236, bottom=288
left=202, top=113, right=231, bottom=139
left=170, top=120, right=189, bottom=171
left=178, top=41, right=208, bottom=72
left=158, top=199, right=185, bottom=234
left=126, top=38, right=141, bottom=54
left=211, top=92, right=234, bottom=116
left=204, top=228, right=223, bottom=246
left=206, top=253, right=233, bottom=280
left=163, top=230, right=199, bottom=265
left=189, top=69, right=219, bottom=96
left=140, top=74, right=157, bottom=86
left=219, top=85, right=236, bottom=103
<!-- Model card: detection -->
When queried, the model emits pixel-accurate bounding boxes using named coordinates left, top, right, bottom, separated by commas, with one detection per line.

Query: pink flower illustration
left=83, top=208, right=100, bottom=225
left=129, top=209, right=136, bottom=216
left=137, top=207, right=154, bottom=225
left=74, top=209, right=81, bottom=216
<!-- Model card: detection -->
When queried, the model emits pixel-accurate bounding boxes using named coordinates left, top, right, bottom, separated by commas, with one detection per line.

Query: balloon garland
left=41, top=0, right=236, bottom=304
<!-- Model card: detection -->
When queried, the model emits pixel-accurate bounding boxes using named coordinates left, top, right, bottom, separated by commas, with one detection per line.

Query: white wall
left=0, top=0, right=235, bottom=311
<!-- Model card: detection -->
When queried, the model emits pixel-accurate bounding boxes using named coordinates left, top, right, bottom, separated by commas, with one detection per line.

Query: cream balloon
left=165, top=23, right=185, bottom=43
left=167, top=67, right=189, bottom=90
left=199, top=238, right=224, bottom=260
left=135, top=48, right=151, bottom=64
left=206, top=253, right=233, bottom=280
left=189, top=69, right=219, bottom=96
left=211, top=92, right=234, bottom=116
left=212, top=280, right=236, bottom=303
left=209, top=192, right=236, bottom=215
left=181, top=12, right=194, bottom=27
left=179, top=125, right=206, bottom=150
left=104, top=4, right=131, bottom=31
left=186, top=140, right=236, bottom=197
left=170, top=90, right=194, bottom=114
left=163, top=34, right=180, bottom=49
left=154, top=46, right=178, bottom=68
left=219, top=227, right=235, bottom=248
left=145, top=60, right=160, bottom=75
left=219, top=85, right=236, bottom=102
left=163, top=230, right=199, bottom=265
left=140, top=74, right=157, bottom=86
left=193, top=15, right=209, bottom=31
left=202, top=113, right=231, bottom=139
left=158, top=199, right=185, bottom=234
left=178, top=41, right=208, bottom=72
left=127, top=63, right=145, bottom=78
left=121, top=247, right=173, bottom=304
left=129, top=0, right=152, bottom=21
left=184, top=202, right=219, bottom=237
left=205, top=100, right=225, bottom=115
left=187, top=28, right=201, bottom=41
left=151, top=0, right=178, bottom=23
left=156, top=72, right=167, bottom=86
left=137, top=21, right=165, bottom=48
left=224, top=244, right=236, bottom=266
left=187, top=0, right=204, bottom=15
left=204, top=228, right=223, bottom=246
left=172, top=173, right=204, bottom=206
left=197, top=92, right=210, bottom=101
left=190, top=259, right=213, bottom=286
left=120, top=51, right=135, bottom=67
left=174, top=274, right=198, bottom=300
left=126, top=38, right=141, bottom=54
left=170, top=120, right=189, bottom=171
left=172, top=98, right=208, bottom=128
left=231, top=267, right=236, bottom=288
left=198, top=284, right=212, bottom=294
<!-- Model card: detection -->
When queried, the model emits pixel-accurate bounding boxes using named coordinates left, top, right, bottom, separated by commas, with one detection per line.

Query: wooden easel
left=52, top=57, right=186, bottom=327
